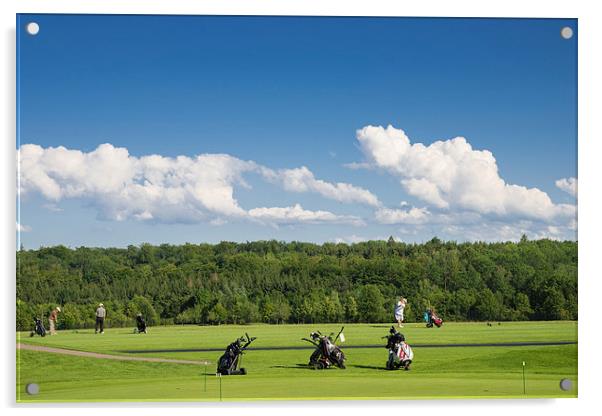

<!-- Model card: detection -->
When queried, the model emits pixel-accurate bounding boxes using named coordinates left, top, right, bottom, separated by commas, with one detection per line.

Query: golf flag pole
left=219, top=372, right=222, bottom=401
left=204, top=363, right=207, bottom=392
left=522, top=361, right=526, bottom=395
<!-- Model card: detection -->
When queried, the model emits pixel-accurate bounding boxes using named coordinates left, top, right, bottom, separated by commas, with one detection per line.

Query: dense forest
left=16, top=237, right=577, bottom=331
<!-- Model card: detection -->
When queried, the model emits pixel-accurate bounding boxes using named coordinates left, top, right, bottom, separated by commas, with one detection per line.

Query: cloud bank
left=355, top=125, right=575, bottom=222
left=18, top=125, right=577, bottom=242
left=18, top=143, right=370, bottom=226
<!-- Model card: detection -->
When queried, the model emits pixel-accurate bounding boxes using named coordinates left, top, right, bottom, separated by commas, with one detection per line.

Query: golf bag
left=424, top=309, right=443, bottom=328
left=217, top=333, right=257, bottom=375
left=134, top=315, right=147, bottom=334
left=30, top=318, right=46, bottom=337
left=384, top=326, right=413, bottom=370
left=302, top=326, right=346, bottom=369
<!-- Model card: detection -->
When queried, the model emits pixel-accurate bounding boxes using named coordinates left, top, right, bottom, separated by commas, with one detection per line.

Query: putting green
left=16, top=321, right=577, bottom=402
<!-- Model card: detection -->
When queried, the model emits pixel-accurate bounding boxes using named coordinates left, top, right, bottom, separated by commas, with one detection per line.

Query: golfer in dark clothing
left=95, top=303, right=106, bottom=334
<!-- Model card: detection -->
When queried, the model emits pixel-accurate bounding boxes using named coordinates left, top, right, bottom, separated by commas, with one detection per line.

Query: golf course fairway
left=16, top=321, right=577, bottom=402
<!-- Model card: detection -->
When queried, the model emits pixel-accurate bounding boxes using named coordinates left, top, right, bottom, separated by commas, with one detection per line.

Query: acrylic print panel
left=16, top=14, right=577, bottom=402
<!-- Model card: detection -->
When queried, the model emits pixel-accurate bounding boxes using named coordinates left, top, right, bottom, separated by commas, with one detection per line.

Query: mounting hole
left=560, top=26, right=573, bottom=40
left=25, top=383, right=39, bottom=395
left=26, top=22, right=40, bottom=36
left=559, top=378, right=573, bottom=391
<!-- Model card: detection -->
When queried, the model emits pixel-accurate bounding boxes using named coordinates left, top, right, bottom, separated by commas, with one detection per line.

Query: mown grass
left=16, top=321, right=577, bottom=402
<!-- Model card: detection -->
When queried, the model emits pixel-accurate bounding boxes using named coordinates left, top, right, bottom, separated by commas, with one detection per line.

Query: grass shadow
left=270, top=363, right=314, bottom=370
left=349, top=364, right=388, bottom=371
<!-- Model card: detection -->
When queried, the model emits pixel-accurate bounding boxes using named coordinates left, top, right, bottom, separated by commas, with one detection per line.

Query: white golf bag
left=385, top=326, right=413, bottom=370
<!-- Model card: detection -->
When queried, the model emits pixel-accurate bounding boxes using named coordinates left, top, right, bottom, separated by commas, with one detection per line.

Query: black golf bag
left=384, top=326, right=413, bottom=370
left=302, top=327, right=346, bottom=369
left=217, top=333, right=257, bottom=375
left=30, top=318, right=46, bottom=337
left=135, top=315, right=147, bottom=334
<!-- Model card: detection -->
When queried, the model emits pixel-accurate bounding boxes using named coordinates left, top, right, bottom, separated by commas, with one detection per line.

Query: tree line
left=16, top=236, right=577, bottom=331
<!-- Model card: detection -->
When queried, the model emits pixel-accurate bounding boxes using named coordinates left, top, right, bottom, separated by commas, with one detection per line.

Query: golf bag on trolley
left=384, top=326, right=413, bottom=370
left=302, top=326, right=346, bottom=369
left=30, top=318, right=46, bottom=337
left=134, top=314, right=147, bottom=334
left=217, top=333, right=257, bottom=375
left=424, top=308, right=443, bottom=328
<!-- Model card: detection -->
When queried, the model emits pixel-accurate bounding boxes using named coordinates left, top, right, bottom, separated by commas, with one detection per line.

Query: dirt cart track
left=17, top=343, right=211, bottom=365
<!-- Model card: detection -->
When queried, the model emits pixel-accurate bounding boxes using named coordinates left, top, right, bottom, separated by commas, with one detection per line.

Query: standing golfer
left=48, top=306, right=61, bottom=335
left=95, top=303, right=106, bottom=334
left=394, top=297, right=407, bottom=328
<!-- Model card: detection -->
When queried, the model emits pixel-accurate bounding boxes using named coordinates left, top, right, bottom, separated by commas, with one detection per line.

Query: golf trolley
left=217, top=333, right=257, bottom=375
left=383, top=326, right=413, bottom=370
left=134, top=314, right=147, bottom=334
left=424, top=309, right=443, bottom=328
left=29, top=317, right=46, bottom=337
left=302, top=326, right=346, bottom=369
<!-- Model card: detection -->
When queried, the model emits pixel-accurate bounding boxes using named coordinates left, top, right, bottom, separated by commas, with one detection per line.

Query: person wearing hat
left=95, top=303, right=106, bottom=334
left=394, top=297, right=408, bottom=328
left=48, top=306, right=61, bottom=335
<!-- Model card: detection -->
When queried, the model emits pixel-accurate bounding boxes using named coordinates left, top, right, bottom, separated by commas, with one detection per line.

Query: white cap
left=99, top=303, right=104, bottom=307
left=56, top=307, right=61, bottom=312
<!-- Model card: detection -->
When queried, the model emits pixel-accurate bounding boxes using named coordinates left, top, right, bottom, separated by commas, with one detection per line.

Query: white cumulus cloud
left=16, top=222, right=31, bottom=232
left=355, top=125, right=575, bottom=222
left=249, top=203, right=364, bottom=226
left=19, top=143, right=254, bottom=222
left=440, top=219, right=575, bottom=242
left=555, top=177, right=577, bottom=197
left=18, top=143, right=369, bottom=227
left=261, top=166, right=379, bottom=207
left=333, top=235, right=369, bottom=244
left=374, top=206, right=430, bottom=224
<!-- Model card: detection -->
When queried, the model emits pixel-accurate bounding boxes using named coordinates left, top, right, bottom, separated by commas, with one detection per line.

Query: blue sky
left=17, top=15, right=577, bottom=248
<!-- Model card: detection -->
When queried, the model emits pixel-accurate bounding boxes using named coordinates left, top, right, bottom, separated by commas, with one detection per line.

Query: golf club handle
left=334, top=326, right=345, bottom=342
left=301, top=338, right=319, bottom=346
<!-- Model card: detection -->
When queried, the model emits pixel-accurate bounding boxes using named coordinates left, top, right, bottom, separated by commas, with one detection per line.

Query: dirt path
left=17, top=343, right=211, bottom=366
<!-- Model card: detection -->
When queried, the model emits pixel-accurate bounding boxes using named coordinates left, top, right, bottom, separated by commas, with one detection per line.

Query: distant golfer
left=394, top=297, right=407, bottom=328
left=48, top=306, right=61, bottom=335
left=95, top=303, right=106, bottom=334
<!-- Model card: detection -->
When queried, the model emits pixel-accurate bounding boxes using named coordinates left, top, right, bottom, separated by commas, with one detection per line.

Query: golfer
left=95, top=303, right=106, bottom=334
left=48, top=306, right=61, bottom=335
left=394, top=297, right=407, bottom=328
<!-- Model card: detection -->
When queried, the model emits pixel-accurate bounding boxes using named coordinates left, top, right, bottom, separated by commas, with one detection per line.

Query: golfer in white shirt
left=394, top=297, right=407, bottom=327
